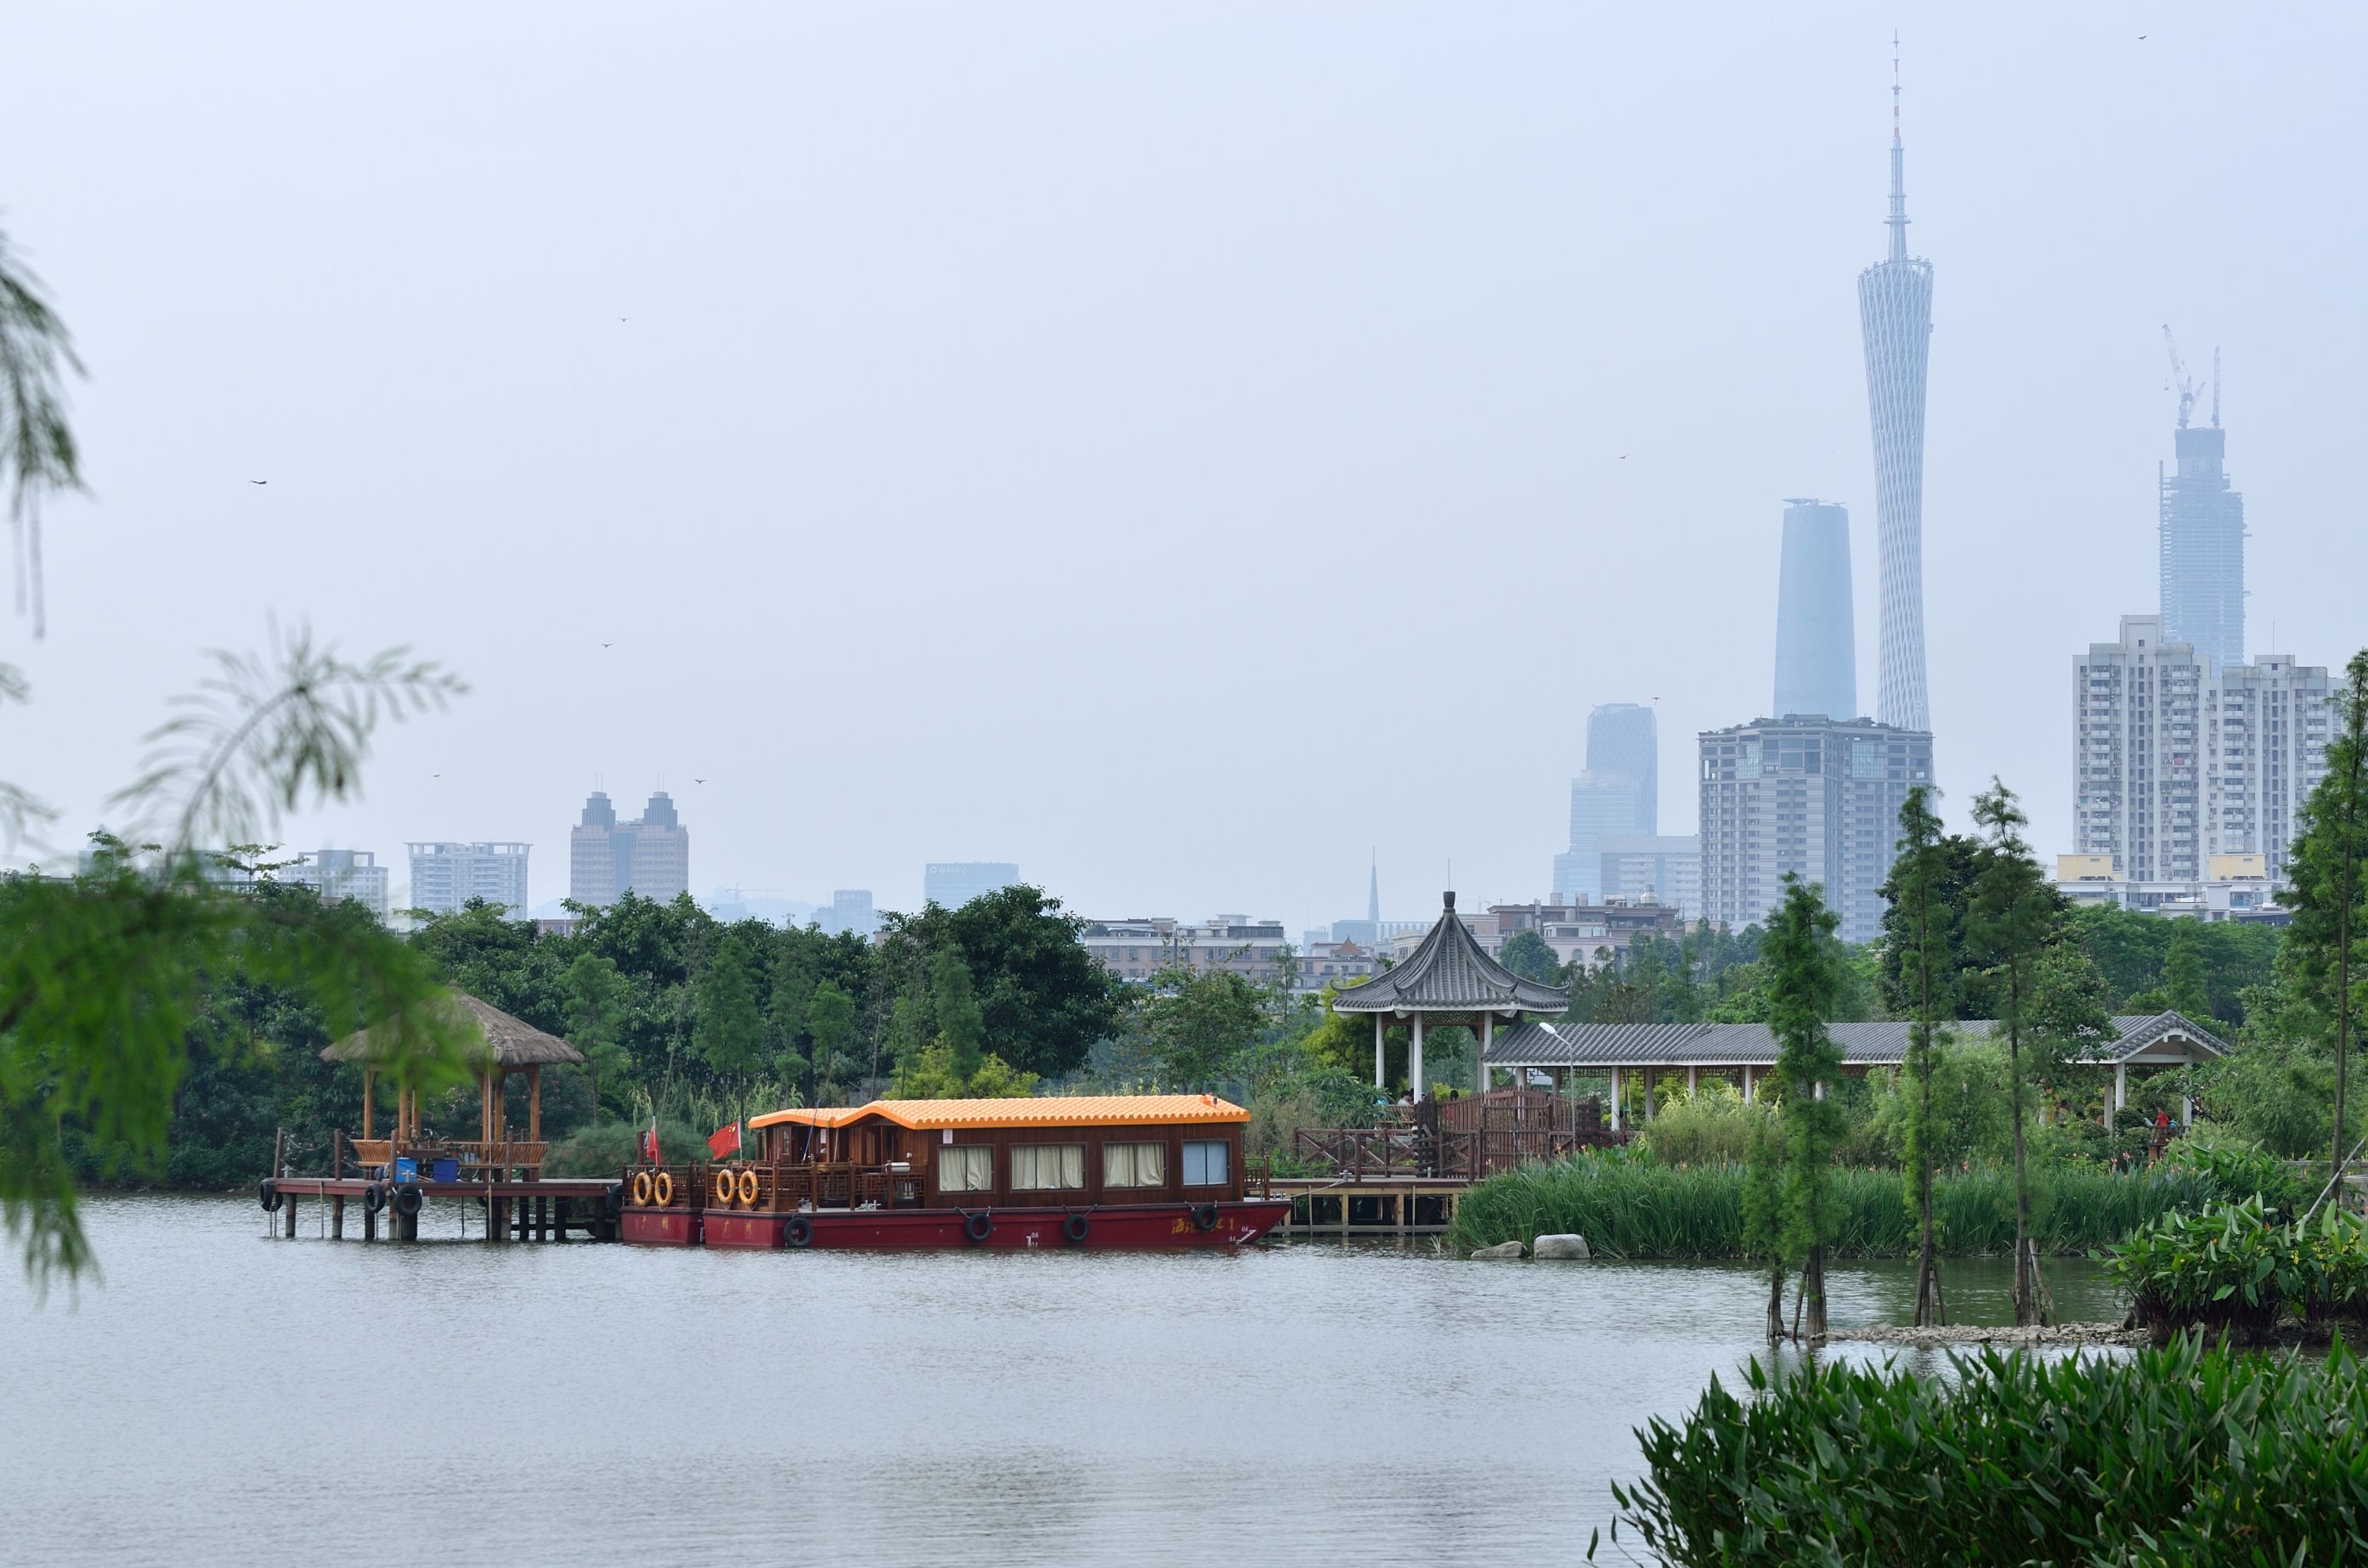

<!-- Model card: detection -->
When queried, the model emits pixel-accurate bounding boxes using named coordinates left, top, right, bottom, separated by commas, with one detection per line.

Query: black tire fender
left=1063, top=1212, right=1090, bottom=1245
left=783, top=1215, right=815, bottom=1249
left=964, top=1210, right=993, bottom=1244
left=361, top=1182, right=387, bottom=1214
left=393, top=1185, right=424, bottom=1218
left=1190, top=1202, right=1219, bottom=1232
left=258, top=1180, right=283, bottom=1213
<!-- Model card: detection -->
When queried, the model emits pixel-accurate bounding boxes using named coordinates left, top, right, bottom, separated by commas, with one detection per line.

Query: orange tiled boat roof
left=749, top=1094, right=1247, bottom=1132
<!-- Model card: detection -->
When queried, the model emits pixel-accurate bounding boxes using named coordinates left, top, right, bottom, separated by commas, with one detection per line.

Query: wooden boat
left=620, top=1094, right=1288, bottom=1249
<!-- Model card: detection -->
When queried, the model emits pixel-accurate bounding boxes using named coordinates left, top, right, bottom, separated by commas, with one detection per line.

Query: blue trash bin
left=430, top=1157, right=459, bottom=1183
left=393, top=1156, right=418, bottom=1182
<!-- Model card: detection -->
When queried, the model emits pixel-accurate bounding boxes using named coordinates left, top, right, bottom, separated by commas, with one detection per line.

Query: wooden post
left=363, top=1204, right=376, bottom=1242
left=283, top=1189, right=297, bottom=1238
left=272, top=1125, right=285, bottom=1181
left=331, top=1195, right=346, bottom=1239
left=361, top=1073, right=374, bottom=1141
left=528, top=1064, right=542, bottom=1144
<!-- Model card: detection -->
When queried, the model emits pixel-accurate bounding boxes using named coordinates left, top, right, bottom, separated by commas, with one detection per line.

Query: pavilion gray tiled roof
left=1484, top=1011, right=2230, bottom=1069
left=1328, top=892, right=1569, bottom=1016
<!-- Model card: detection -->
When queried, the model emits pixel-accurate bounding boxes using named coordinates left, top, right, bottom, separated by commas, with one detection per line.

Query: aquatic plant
left=2105, top=1195, right=2368, bottom=1344
left=1601, top=1336, right=2368, bottom=1566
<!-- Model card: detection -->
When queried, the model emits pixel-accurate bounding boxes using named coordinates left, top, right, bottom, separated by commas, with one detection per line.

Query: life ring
left=1063, top=1212, right=1090, bottom=1245
left=737, top=1168, right=759, bottom=1206
left=1190, top=1203, right=1219, bottom=1232
left=361, top=1182, right=387, bottom=1214
left=783, top=1215, right=815, bottom=1249
left=653, top=1170, right=674, bottom=1207
left=393, top=1185, right=424, bottom=1217
left=258, top=1180, right=283, bottom=1213
left=630, top=1170, right=653, bottom=1207
left=713, top=1168, right=737, bottom=1208
left=964, top=1210, right=993, bottom=1244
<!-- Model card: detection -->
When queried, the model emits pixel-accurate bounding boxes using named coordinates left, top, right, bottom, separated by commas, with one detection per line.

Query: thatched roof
left=320, top=992, right=585, bottom=1069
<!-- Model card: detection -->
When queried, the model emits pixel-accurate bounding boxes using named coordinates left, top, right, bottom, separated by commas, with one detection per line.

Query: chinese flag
left=641, top=1124, right=661, bottom=1166
left=706, top=1121, right=742, bottom=1159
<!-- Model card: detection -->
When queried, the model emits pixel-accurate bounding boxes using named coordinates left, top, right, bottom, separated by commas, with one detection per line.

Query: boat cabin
left=748, top=1095, right=1252, bottom=1209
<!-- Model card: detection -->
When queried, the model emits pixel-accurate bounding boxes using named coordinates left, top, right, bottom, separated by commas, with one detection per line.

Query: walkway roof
left=1484, top=1012, right=2229, bottom=1070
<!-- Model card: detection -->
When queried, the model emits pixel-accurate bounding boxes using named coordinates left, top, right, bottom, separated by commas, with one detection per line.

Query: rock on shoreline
left=1828, top=1323, right=2144, bottom=1348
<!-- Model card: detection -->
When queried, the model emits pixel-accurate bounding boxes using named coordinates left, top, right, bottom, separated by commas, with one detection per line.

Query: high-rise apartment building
left=568, top=790, right=691, bottom=908
left=2159, top=410, right=2246, bottom=676
left=1773, top=499, right=1857, bottom=721
left=407, top=842, right=530, bottom=917
left=1556, top=703, right=1659, bottom=901
left=2074, top=617, right=2329, bottom=885
left=1698, top=715, right=1933, bottom=943
left=1858, top=60, right=1934, bottom=732
left=814, top=889, right=879, bottom=937
left=285, top=849, right=390, bottom=920
left=924, top=862, right=1019, bottom=909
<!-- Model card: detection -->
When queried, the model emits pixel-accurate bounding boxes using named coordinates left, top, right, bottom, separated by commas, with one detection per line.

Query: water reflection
left=0, top=1198, right=2127, bottom=1566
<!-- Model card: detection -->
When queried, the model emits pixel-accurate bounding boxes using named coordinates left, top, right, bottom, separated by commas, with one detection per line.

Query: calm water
left=2, top=1196, right=2122, bottom=1566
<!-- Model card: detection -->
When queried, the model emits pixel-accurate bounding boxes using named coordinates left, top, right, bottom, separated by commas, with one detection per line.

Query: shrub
left=1636, top=1082, right=1765, bottom=1168
left=542, top=1115, right=712, bottom=1177
left=2105, top=1195, right=2368, bottom=1343
left=1605, top=1336, right=2368, bottom=1566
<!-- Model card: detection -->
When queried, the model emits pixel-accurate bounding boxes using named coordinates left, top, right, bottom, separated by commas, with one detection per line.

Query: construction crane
left=2162, top=324, right=2203, bottom=430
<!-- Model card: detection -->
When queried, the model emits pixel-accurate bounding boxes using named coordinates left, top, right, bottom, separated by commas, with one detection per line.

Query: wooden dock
left=1270, top=1176, right=1473, bottom=1238
left=262, top=1173, right=622, bottom=1242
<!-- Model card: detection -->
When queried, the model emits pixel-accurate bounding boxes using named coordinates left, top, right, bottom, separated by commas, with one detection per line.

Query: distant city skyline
left=2159, top=381, right=2247, bottom=676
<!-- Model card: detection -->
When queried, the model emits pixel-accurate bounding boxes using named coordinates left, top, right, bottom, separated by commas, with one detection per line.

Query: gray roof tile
left=1330, top=893, right=1569, bottom=1015
left=1485, top=1012, right=2228, bottom=1068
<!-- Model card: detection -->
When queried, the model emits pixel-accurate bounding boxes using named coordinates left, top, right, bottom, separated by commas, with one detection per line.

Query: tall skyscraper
left=1554, top=704, right=1659, bottom=901
left=2074, top=615, right=2328, bottom=884
left=924, top=862, right=1019, bottom=909
left=1773, top=499, right=1857, bottom=721
left=1858, top=46, right=1934, bottom=733
left=568, top=789, right=691, bottom=907
left=2158, top=375, right=2246, bottom=675
left=1698, top=715, right=1932, bottom=943
left=408, top=842, right=530, bottom=917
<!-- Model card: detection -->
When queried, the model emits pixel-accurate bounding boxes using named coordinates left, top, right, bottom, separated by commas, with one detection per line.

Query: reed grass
left=1450, top=1154, right=2218, bottom=1258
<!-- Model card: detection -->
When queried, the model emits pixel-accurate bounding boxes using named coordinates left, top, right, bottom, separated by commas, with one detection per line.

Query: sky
left=5, top=2, right=2364, bottom=936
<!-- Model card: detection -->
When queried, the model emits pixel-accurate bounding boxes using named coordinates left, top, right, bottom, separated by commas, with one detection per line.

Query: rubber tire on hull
left=964, top=1210, right=993, bottom=1244
left=1190, top=1203, right=1219, bottom=1232
left=1063, top=1213, right=1090, bottom=1244
left=393, top=1185, right=424, bottom=1217
left=783, top=1215, right=814, bottom=1249
left=258, top=1180, right=283, bottom=1213
left=361, top=1182, right=387, bottom=1214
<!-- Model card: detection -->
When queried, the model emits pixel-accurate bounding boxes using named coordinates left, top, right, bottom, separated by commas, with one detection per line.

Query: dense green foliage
left=1603, top=1337, right=2368, bottom=1568
left=2106, top=1196, right=2368, bottom=1344
left=1449, top=1152, right=2213, bottom=1259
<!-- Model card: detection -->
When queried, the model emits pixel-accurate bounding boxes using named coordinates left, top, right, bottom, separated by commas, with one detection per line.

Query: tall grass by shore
left=1449, top=1156, right=2218, bottom=1258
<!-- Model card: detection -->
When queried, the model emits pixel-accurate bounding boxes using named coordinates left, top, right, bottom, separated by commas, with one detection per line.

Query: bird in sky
left=693, top=777, right=707, bottom=784
left=250, top=479, right=267, bottom=485
left=601, top=642, right=613, bottom=648
left=1618, top=454, right=1628, bottom=460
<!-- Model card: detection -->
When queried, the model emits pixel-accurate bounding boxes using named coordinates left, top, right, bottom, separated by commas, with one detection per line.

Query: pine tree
left=1970, top=779, right=2053, bottom=1325
left=692, top=932, right=766, bottom=1081
left=1766, top=873, right=1845, bottom=1340
left=1893, top=784, right=1953, bottom=1327
left=2288, top=651, right=2368, bottom=1189
left=805, top=981, right=859, bottom=1104
left=2160, top=920, right=2213, bottom=1021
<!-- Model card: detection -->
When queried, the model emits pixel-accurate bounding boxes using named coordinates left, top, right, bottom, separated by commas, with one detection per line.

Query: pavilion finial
left=1443, top=889, right=1456, bottom=911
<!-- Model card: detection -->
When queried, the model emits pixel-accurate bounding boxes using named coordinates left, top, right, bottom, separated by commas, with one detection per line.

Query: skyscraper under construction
left=1857, top=44, right=1934, bottom=734
left=2158, top=344, right=2246, bottom=675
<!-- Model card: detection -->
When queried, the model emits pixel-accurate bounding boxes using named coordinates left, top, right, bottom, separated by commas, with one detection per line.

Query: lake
left=1, top=1196, right=2124, bottom=1566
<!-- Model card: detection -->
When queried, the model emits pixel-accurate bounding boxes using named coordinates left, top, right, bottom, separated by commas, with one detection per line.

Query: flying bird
left=250, top=479, right=267, bottom=485
left=601, top=642, right=613, bottom=648
left=693, top=777, right=707, bottom=784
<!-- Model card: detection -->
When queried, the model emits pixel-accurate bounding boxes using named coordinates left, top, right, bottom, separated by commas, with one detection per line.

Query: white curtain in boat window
left=1182, top=1140, right=1229, bottom=1187
left=1102, top=1141, right=1166, bottom=1188
left=936, top=1145, right=993, bottom=1193
left=1010, top=1143, right=1085, bottom=1190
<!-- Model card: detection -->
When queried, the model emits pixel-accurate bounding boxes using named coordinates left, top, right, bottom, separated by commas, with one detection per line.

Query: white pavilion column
left=1687, top=1065, right=1698, bottom=1097
left=1608, top=1068, right=1622, bottom=1131
left=2114, top=1063, right=2128, bottom=1119
left=2180, top=1091, right=2193, bottom=1127
left=1411, top=1015, right=1427, bottom=1100
left=1374, top=1015, right=1385, bottom=1089
left=1741, top=1064, right=1755, bottom=1103
left=1478, top=1014, right=1493, bottom=1095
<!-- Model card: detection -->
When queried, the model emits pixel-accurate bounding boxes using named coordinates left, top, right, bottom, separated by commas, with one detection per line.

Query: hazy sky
left=7, top=3, right=2364, bottom=933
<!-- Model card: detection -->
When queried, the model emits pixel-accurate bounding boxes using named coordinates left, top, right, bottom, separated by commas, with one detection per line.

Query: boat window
left=1182, top=1140, right=1229, bottom=1187
left=1009, top=1144, right=1086, bottom=1190
left=1103, top=1142, right=1167, bottom=1188
left=937, top=1145, right=993, bottom=1193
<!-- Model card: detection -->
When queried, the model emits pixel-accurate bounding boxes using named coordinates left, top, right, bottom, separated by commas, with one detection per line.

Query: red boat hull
left=655, top=1199, right=1288, bottom=1250
left=619, top=1208, right=701, bottom=1247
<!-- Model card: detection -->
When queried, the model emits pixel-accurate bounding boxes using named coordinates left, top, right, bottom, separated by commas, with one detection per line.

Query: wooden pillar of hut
left=361, top=1071, right=374, bottom=1140
left=362, top=1203, right=376, bottom=1241
left=527, top=1063, right=541, bottom=1144
left=331, top=1196, right=345, bottom=1239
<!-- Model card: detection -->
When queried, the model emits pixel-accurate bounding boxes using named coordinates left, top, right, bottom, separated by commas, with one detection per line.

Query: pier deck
left=261, top=1174, right=621, bottom=1243
left=1270, top=1176, right=1472, bottom=1238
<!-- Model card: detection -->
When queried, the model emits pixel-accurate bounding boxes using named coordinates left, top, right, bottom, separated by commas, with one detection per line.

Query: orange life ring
left=653, top=1170, right=674, bottom=1207
left=630, top=1170, right=653, bottom=1207
left=714, top=1168, right=737, bottom=1208
left=737, top=1167, right=759, bottom=1206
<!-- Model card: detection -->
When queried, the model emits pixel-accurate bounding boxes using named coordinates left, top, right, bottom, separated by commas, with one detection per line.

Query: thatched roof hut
left=322, top=992, right=585, bottom=1069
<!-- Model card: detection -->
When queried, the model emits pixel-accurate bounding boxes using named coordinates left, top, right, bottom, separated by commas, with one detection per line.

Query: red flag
left=642, top=1122, right=661, bottom=1166
left=707, top=1121, right=743, bottom=1160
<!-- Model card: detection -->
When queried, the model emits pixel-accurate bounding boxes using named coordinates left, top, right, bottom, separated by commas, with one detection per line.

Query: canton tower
left=1857, top=40, right=1934, bottom=732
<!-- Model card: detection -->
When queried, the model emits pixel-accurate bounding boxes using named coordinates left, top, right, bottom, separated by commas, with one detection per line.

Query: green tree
left=1, top=225, right=82, bottom=640
left=804, top=980, right=859, bottom=1104
left=1970, top=778, right=2054, bottom=1324
left=766, top=938, right=815, bottom=1089
left=1877, top=827, right=1989, bottom=1018
left=692, top=931, right=766, bottom=1081
left=932, top=948, right=986, bottom=1084
left=1141, top=966, right=1268, bottom=1089
left=1766, top=873, right=1845, bottom=1340
left=2287, top=651, right=2368, bottom=1187
left=1891, top=784, right=1954, bottom=1327
left=1499, top=928, right=1560, bottom=984
left=879, top=885, right=1123, bottom=1078
left=561, top=952, right=631, bottom=1104
left=2160, top=919, right=2213, bottom=1019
